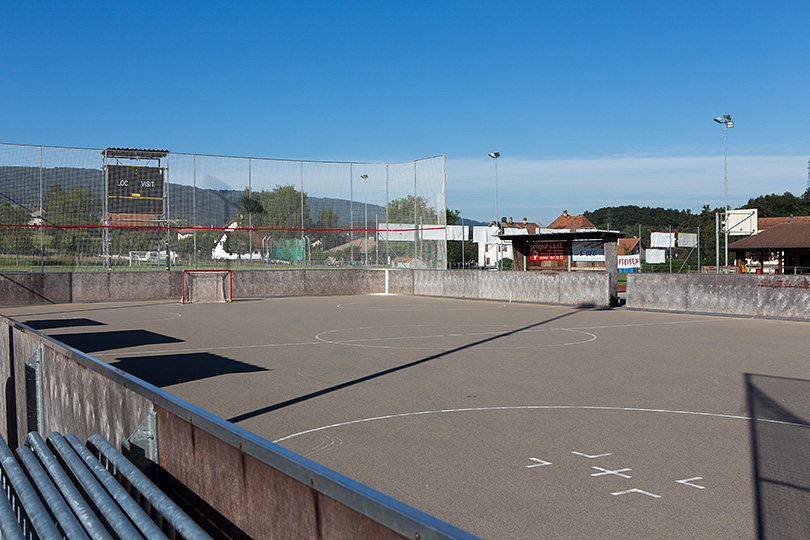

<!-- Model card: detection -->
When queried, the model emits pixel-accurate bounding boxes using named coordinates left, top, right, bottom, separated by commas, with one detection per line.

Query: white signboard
left=650, top=232, right=675, bottom=248
left=646, top=249, right=666, bottom=264
left=377, top=224, right=467, bottom=241
left=472, top=226, right=504, bottom=245
left=618, top=254, right=641, bottom=269
left=572, top=241, right=605, bottom=262
left=725, top=209, right=757, bottom=236
left=678, top=233, right=698, bottom=248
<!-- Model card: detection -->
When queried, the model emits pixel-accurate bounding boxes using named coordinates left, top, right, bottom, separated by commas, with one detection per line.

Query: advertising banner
left=650, top=232, right=675, bottom=248
left=572, top=241, right=605, bottom=261
left=646, top=249, right=666, bottom=264
left=677, top=232, right=698, bottom=248
left=618, top=254, right=641, bottom=269
left=529, top=241, right=566, bottom=261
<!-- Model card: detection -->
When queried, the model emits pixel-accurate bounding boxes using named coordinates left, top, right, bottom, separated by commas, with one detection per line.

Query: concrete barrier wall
left=413, top=270, right=612, bottom=307
left=0, top=315, right=478, bottom=540
left=1, top=269, right=613, bottom=307
left=627, top=274, right=810, bottom=320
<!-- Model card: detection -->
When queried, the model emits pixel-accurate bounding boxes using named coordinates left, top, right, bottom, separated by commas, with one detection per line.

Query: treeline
left=584, top=188, right=810, bottom=233
left=582, top=188, right=810, bottom=266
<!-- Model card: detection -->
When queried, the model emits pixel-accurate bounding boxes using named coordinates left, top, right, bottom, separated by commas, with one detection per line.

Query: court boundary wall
left=627, top=273, right=810, bottom=320
left=0, top=314, right=480, bottom=540
left=0, top=269, right=614, bottom=307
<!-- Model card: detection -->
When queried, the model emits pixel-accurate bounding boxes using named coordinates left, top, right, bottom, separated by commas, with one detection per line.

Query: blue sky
left=2, top=1, right=809, bottom=225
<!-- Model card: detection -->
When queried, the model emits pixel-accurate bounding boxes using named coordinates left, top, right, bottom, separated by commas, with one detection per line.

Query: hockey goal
left=181, top=270, right=233, bottom=303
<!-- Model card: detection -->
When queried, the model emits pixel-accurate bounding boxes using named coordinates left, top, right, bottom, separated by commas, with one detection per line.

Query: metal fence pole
left=193, top=154, right=197, bottom=270
left=39, top=146, right=44, bottom=272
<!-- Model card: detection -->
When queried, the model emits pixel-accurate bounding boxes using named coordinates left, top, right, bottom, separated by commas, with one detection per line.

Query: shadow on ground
left=228, top=308, right=584, bottom=423
left=24, top=318, right=106, bottom=330
left=51, top=330, right=184, bottom=353
left=746, top=373, right=810, bottom=539
left=112, top=352, right=270, bottom=387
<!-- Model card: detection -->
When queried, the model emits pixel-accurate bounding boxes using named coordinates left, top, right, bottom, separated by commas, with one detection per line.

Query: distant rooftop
left=546, top=210, right=596, bottom=232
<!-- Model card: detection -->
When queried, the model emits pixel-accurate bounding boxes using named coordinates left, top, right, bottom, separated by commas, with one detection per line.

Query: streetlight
left=488, top=152, right=500, bottom=270
left=713, top=115, right=733, bottom=269
left=361, top=174, right=369, bottom=267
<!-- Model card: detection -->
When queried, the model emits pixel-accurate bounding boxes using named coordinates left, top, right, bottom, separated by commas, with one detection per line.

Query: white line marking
left=526, top=458, right=552, bottom=468
left=314, top=325, right=597, bottom=350
left=572, top=451, right=612, bottom=459
left=304, top=434, right=343, bottom=458
left=591, top=467, right=632, bottom=479
left=611, top=488, right=661, bottom=498
left=569, top=318, right=716, bottom=331
left=336, top=302, right=509, bottom=312
left=272, top=405, right=810, bottom=443
left=676, top=477, right=706, bottom=489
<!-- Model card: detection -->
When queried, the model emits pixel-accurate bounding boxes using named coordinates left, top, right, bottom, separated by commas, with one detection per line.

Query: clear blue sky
left=3, top=1, right=809, bottom=225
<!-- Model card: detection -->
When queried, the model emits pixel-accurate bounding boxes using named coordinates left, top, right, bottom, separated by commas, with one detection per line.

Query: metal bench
left=0, top=432, right=211, bottom=540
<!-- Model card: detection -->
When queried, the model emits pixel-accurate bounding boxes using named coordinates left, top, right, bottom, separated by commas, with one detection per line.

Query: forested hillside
left=0, top=166, right=384, bottom=228
left=583, top=189, right=810, bottom=267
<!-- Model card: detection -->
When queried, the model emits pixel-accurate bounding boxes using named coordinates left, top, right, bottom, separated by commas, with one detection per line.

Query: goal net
left=181, top=270, right=233, bottom=303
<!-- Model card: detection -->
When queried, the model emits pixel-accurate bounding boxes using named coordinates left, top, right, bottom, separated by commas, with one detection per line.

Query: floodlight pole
left=714, top=115, right=733, bottom=269
left=489, top=152, right=500, bottom=270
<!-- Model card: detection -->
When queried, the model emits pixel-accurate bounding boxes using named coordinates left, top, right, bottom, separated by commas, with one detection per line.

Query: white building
left=473, top=219, right=539, bottom=268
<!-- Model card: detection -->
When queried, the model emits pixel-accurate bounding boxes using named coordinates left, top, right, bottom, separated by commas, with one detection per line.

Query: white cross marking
left=526, top=458, right=552, bottom=468
left=611, top=488, right=661, bottom=498
left=591, top=466, right=632, bottom=478
left=676, top=477, right=706, bottom=489
left=572, top=451, right=612, bottom=459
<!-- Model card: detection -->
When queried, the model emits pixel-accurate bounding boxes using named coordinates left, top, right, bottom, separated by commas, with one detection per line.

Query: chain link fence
left=0, top=143, right=447, bottom=271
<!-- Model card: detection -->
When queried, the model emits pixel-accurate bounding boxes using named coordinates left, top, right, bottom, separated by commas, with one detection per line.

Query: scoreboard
left=107, top=165, right=165, bottom=214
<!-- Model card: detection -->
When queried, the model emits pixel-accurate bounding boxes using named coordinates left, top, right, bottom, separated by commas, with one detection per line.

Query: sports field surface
left=3, top=295, right=809, bottom=539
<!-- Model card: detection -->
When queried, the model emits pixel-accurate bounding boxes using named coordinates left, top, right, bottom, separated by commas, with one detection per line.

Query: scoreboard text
left=107, top=165, right=164, bottom=215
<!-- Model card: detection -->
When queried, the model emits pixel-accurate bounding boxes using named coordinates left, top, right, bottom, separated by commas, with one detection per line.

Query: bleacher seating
left=0, top=432, right=211, bottom=540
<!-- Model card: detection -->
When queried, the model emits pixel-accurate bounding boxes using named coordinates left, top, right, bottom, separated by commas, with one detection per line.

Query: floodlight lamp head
left=488, top=152, right=500, bottom=159
left=713, top=117, right=723, bottom=124
left=723, top=114, right=732, bottom=122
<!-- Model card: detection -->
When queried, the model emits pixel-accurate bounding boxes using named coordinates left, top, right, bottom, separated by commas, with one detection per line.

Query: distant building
left=544, top=210, right=596, bottom=232
left=729, top=217, right=810, bottom=274
left=618, top=237, right=644, bottom=255
left=756, top=216, right=810, bottom=231
left=473, top=218, right=539, bottom=268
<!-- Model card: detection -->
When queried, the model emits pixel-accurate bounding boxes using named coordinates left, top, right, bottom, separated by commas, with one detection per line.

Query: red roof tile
left=547, top=211, right=596, bottom=231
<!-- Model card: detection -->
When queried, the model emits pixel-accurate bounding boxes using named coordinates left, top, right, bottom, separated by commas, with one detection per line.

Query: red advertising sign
left=529, top=242, right=566, bottom=261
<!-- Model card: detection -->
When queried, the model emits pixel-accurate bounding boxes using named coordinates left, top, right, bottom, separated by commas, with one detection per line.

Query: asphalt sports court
left=4, top=294, right=810, bottom=539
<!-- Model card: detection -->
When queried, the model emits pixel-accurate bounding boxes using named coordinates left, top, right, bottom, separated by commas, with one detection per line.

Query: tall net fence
left=0, top=143, right=447, bottom=271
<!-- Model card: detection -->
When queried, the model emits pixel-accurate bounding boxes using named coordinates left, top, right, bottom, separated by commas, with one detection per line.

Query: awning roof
left=729, top=220, right=810, bottom=251
left=499, top=230, right=625, bottom=242
left=102, top=148, right=169, bottom=159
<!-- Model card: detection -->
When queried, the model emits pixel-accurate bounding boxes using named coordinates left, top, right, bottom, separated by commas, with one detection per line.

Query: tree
left=498, top=258, right=514, bottom=271
left=237, top=189, right=265, bottom=217
left=316, top=208, right=341, bottom=249
left=387, top=195, right=435, bottom=223
left=0, top=201, right=34, bottom=261
left=743, top=191, right=810, bottom=218
left=445, top=209, right=472, bottom=268
left=44, top=185, right=102, bottom=260
left=223, top=231, right=250, bottom=261
left=254, top=185, right=312, bottom=239
left=177, top=229, right=222, bottom=261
